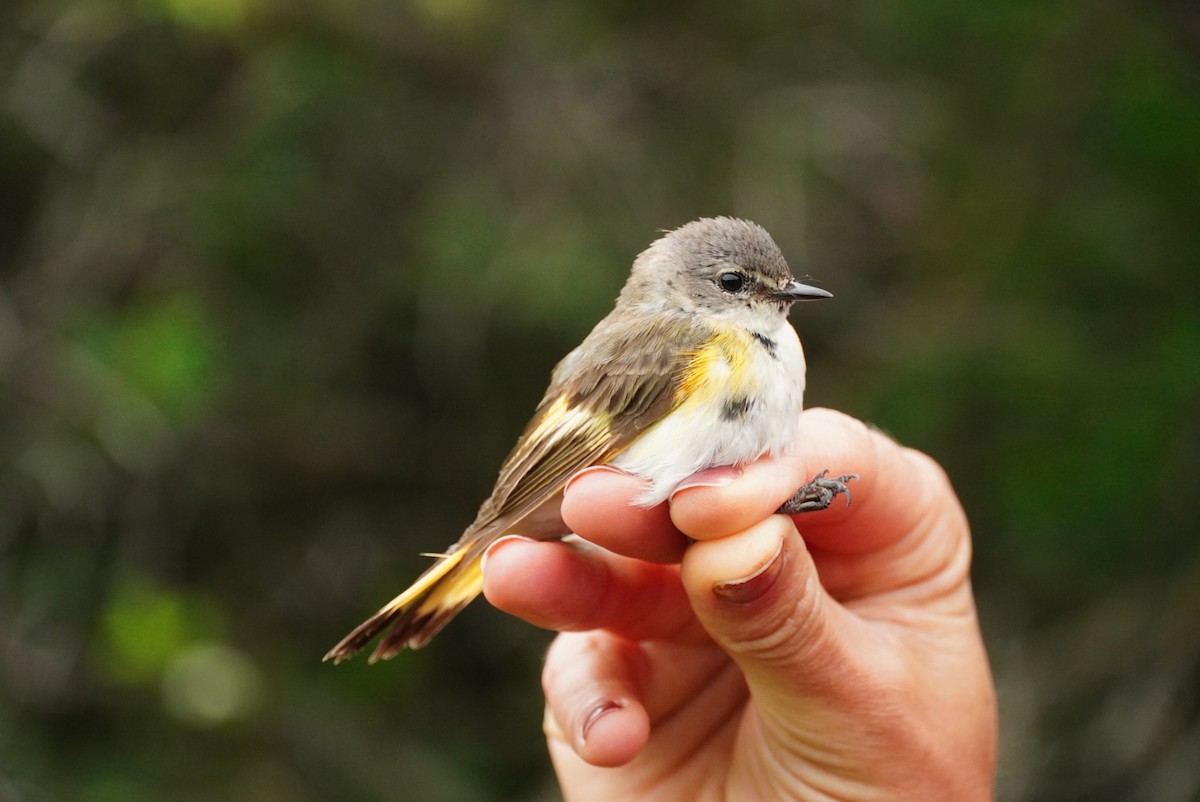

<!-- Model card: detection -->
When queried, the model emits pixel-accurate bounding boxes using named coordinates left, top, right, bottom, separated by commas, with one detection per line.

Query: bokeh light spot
left=161, top=642, right=262, bottom=728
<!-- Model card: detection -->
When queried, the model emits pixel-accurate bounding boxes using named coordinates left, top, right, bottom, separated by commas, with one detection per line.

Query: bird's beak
left=772, top=279, right=833, bottom=301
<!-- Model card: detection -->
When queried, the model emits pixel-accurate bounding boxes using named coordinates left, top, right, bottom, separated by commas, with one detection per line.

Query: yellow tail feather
left=323, top=544, right=486, bottom=663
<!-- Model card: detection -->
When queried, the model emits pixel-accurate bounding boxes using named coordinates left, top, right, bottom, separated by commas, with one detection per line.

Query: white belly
left=612, top=320, right=807, bottom=506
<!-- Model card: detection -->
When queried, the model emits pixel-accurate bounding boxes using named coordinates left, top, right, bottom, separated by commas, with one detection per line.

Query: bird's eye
left=718, top=272, right=746, bottom=293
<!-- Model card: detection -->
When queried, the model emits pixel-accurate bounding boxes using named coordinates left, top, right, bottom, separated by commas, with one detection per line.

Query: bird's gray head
left=620, top=217, right=831, bottom=321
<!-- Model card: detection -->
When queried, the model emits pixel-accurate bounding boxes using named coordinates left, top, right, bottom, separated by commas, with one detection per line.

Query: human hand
left=482, top=408, right=997, bottom=801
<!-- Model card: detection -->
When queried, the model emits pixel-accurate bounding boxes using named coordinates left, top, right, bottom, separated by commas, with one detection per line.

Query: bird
left=325, top=216, right=855, bottom=663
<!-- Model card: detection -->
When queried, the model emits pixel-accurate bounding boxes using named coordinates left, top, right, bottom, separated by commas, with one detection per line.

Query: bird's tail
left=323, top=540, right=488, bottom=663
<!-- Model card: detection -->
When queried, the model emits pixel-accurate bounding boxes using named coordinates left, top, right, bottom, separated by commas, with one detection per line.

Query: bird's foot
left=777, top=470, right=859, bottom=514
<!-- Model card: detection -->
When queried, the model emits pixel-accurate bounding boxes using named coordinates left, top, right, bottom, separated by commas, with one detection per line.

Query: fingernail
left=712, top=537, right=785, bottom=604
left=669, top=466, right=742, bottom=501
left=579, top=699, right=624, bottom=748
left=480, top=534, right=536, bottom=575
left=564, top=465, right=632, bottom=498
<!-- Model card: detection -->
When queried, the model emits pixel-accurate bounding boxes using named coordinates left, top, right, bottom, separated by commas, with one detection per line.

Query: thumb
left=680, top=516, right=866, bottom=704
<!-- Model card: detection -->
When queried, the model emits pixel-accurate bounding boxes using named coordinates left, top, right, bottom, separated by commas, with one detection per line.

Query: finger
left=669, top=408, right=890, bottom=546
left=804, top=445, right=974, bottom=604
left=541, top=632, right=651, bottom=767
left=772, top=410, right=947, bottom=555
left=680, top=514, right=875, bottom=701
left=670, top=408, right=972, bottom=603
left=561, top=467, right=689, bottom=563
left=542, top=631, right=749, bottom=771
left=481, top=535, right=702, bottom=643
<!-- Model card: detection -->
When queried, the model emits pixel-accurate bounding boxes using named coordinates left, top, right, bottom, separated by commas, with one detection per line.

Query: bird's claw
left=777, top=470, right=860, bottom=515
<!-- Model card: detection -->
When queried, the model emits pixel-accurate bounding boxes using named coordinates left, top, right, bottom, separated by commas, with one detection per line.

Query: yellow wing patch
left=486, top=395, right=616, bottom=515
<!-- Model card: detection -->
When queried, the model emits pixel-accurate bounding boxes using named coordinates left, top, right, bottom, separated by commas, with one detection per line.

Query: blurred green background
left=2, top=1, right=1198, bottom=800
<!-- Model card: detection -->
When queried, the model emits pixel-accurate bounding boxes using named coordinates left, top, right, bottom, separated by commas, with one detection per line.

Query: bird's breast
left=612, top=321, right=807, bottom=505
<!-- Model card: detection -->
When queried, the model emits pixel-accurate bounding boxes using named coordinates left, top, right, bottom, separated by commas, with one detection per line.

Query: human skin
left=482, top=408, right=998, bottom=801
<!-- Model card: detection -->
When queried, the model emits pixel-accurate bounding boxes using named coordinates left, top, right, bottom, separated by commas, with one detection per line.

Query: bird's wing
left=468, top=315, right=698, bottom=531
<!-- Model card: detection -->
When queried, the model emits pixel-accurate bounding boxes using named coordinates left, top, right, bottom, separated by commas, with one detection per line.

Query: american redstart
left=326, top=217, right=854, bottom=663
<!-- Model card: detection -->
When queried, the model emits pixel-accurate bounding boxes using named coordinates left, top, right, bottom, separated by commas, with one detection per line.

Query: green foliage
left=76, top=296, right=220, bottom=422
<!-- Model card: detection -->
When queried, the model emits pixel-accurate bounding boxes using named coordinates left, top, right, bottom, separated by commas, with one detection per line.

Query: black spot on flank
left=751, top=331, right=778, bottom=359
left=721, top=396, right=753, bottom=421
